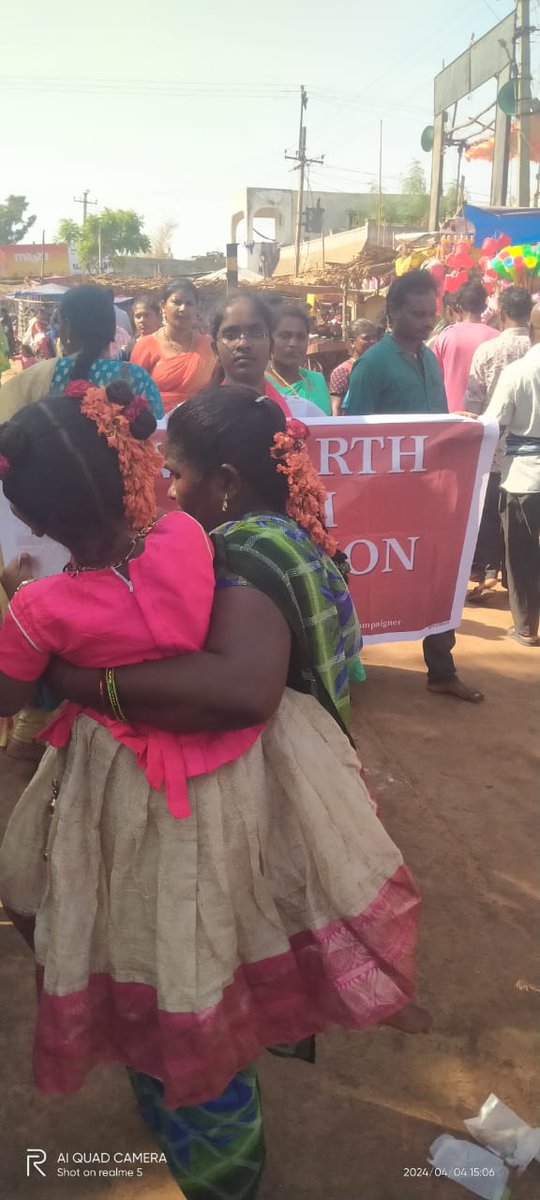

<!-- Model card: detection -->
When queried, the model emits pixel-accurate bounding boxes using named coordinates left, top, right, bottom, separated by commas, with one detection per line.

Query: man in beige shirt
left=484, top=304, right=540, bottom=645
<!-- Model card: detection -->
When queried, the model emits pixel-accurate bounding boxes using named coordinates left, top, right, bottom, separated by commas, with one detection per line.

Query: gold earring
left=222, top=494, right=228, bottom=513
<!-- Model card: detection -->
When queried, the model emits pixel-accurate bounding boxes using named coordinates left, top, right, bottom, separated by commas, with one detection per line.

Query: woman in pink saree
left=132, top=280, right=215, bottom=412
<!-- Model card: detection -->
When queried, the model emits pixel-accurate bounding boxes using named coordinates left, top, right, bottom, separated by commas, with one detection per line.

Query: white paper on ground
left=428, top=1134, right=510, bottom=1200
left=464, top=1093, right=540, bottom=1171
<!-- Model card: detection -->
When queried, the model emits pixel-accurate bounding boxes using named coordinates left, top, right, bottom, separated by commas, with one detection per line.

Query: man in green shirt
left=346, top=274, right=447, bottom=416
left=347, top=271, right=483, bottom=704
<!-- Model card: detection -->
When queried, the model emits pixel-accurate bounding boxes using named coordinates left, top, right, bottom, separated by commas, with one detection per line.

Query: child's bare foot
left=383, top=1001, right=432, bottom=1034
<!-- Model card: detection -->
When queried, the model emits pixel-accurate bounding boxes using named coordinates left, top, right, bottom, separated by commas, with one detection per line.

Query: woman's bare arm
left=0, top=673, right=36, bottom=716
left=46, top=587, right=292, bottom=733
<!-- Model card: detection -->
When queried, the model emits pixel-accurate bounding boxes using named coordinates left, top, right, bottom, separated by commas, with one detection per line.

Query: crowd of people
left=345, top=271, right=540, bottom=652
left=0, top=269, right=537, bottom=1198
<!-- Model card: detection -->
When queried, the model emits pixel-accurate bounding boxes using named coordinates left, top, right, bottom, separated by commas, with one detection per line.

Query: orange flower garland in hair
left=271, top=418, right=337, bottom=556
left=79, top=386, right=162, bottom=531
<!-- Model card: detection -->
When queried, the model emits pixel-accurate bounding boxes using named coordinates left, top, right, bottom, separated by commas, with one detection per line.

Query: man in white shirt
left=485, top=305, right=540, bottom=646
left=464, top=286, right=532, bottom=598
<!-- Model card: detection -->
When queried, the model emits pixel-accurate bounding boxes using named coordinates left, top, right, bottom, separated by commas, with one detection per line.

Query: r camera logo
left=26, top=1149, right=47, bottom=1177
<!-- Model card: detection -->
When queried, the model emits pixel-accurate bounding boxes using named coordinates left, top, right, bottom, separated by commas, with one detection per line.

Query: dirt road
left=1, top=592, right=538, bottom=1200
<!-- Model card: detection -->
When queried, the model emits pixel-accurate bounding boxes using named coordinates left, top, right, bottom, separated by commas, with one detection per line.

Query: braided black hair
left=59, top=285, right=116, bottom=380
left=168, top=384, right=289, bottom=511
left=0, top=382, right=156, bottom=551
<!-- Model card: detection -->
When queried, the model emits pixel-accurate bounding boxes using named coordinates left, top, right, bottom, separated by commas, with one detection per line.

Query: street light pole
left=377, top=120, right=383, bottom=242
left=516, top=0, right=533, bottom=206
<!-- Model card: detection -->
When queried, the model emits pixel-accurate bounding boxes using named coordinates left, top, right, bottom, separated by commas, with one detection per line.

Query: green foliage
left=381, top=193, right=429, bottom=229
left=349, top=161, right=466, bottom=234
left=55, top=209, right=150, bottom=267
left=402, top=160, right=428, bottom=196
left=55, top=219, right=80, bottom=245
left=0, top=195, right=36, bottom=244
left=439, top=183, right=463, bottom=222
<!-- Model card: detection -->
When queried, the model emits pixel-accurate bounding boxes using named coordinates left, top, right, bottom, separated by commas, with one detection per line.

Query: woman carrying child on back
left=0, top=381, right=428, bottom=1200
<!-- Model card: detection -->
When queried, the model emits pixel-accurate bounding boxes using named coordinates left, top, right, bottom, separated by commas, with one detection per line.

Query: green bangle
left=105, top=668, right=126, bottom=722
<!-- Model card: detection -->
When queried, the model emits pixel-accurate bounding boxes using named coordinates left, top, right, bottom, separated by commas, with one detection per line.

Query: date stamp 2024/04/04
left=403, top=1165, right=500, bottom=1180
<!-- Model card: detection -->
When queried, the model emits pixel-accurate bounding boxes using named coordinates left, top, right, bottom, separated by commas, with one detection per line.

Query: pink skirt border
left=33, top=866, right=418, bottom=1109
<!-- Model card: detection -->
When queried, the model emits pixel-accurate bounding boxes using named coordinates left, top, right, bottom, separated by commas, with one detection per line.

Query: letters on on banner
left=0, top=415, right=498, bottom=646
left=306, top=415, right=498, bottom=643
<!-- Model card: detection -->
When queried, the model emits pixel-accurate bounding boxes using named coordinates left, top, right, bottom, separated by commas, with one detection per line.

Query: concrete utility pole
left=285, top=87, right=324, bottom=277
left=516, top=0, right=534, bottom=206
left=226, top=243, right=239, bottom=291
left=73, top=189, right=97, bottom=224
left=377, top=120, right=383, bottom=242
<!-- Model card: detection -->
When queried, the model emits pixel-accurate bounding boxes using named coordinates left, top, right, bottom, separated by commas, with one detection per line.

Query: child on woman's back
left=0, top=381, right=261, bottom=819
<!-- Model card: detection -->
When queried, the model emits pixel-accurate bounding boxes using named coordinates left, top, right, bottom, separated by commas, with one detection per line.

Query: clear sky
left=2, top=0, right=539, bottom=259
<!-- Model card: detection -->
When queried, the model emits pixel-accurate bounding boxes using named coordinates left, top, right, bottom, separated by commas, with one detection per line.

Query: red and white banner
left=0, top=414, right=498, bottom=647
left=307, top=415, right=498, bottom=643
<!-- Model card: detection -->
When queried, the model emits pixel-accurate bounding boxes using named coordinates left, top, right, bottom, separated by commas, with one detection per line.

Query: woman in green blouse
left=265, top=304, right=332, bottom=415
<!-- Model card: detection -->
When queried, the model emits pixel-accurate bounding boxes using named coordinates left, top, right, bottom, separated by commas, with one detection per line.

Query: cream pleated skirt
left=0, top=688, right=419, bottom=1108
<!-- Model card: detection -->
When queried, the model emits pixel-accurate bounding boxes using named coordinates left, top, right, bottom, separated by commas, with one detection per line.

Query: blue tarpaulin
left=465, top=204, right=540, bottom=247
left=8, top=283, right=69, bottom=301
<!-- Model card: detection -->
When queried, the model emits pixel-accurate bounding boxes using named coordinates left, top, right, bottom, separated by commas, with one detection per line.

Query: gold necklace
left=269, top=361, right=304, bottom=395
left=64, top=518, right=158, bottom=576
left=164, top=327, right=196, bottom=354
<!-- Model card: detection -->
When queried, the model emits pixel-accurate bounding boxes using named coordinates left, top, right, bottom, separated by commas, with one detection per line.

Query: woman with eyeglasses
left=211, top=293, right=293, bottom=415
left=329, top=319, right=379, bottom=415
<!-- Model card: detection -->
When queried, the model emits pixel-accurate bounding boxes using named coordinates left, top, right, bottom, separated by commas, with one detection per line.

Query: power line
left=0, top=75, right=297, bottom=99
left=311, top=0, right=499, bottom=160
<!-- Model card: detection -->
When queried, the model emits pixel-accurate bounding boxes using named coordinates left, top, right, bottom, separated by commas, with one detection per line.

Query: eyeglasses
left=218, top=325, right=268, bottom=344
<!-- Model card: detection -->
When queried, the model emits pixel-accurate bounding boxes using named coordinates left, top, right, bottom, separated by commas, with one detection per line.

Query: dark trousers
left=499, top=489, right=540, bottom=639
left=423, top=630, right=456, bottom=683
left=473, top=472, right=504, bottom=581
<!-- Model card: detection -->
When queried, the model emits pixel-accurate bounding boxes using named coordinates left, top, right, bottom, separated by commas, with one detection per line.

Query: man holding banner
left=346, top=270, right=485, bottom=703
left=485, top=306, right=540, bottom=647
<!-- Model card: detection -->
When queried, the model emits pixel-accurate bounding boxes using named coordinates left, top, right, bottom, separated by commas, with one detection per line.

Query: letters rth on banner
left=308, top=414, right=498, bottom=643
left=0, top=415, right=498, bottom=646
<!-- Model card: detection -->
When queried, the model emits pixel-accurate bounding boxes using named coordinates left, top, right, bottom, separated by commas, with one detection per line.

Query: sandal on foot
left=466, top=586, right=492, bottom=605
left=507, top=626, right=540, bottom=647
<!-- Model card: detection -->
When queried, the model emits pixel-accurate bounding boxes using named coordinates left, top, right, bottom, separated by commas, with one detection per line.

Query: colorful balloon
left=444, top=274, right=462, bottom=293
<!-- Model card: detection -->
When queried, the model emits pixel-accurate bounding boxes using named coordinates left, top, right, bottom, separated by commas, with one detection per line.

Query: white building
left=230, top=187, right=402, bottom=275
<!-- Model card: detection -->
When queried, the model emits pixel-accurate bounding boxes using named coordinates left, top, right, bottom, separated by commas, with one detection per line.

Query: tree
left=55, top=218, right=81, bottom=245
left=379, top=160, right=430, bottom=229
left=150, top=219, right=177, bottom=259
left=0, top=195, right=36, bottom=244
left=402, top=160, right=427, bottom=196
left=381, top=195, right=429, bottom=228
left=439, top=182, right=467, bottom=222
left=55, top=208, right=150, bottom=268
